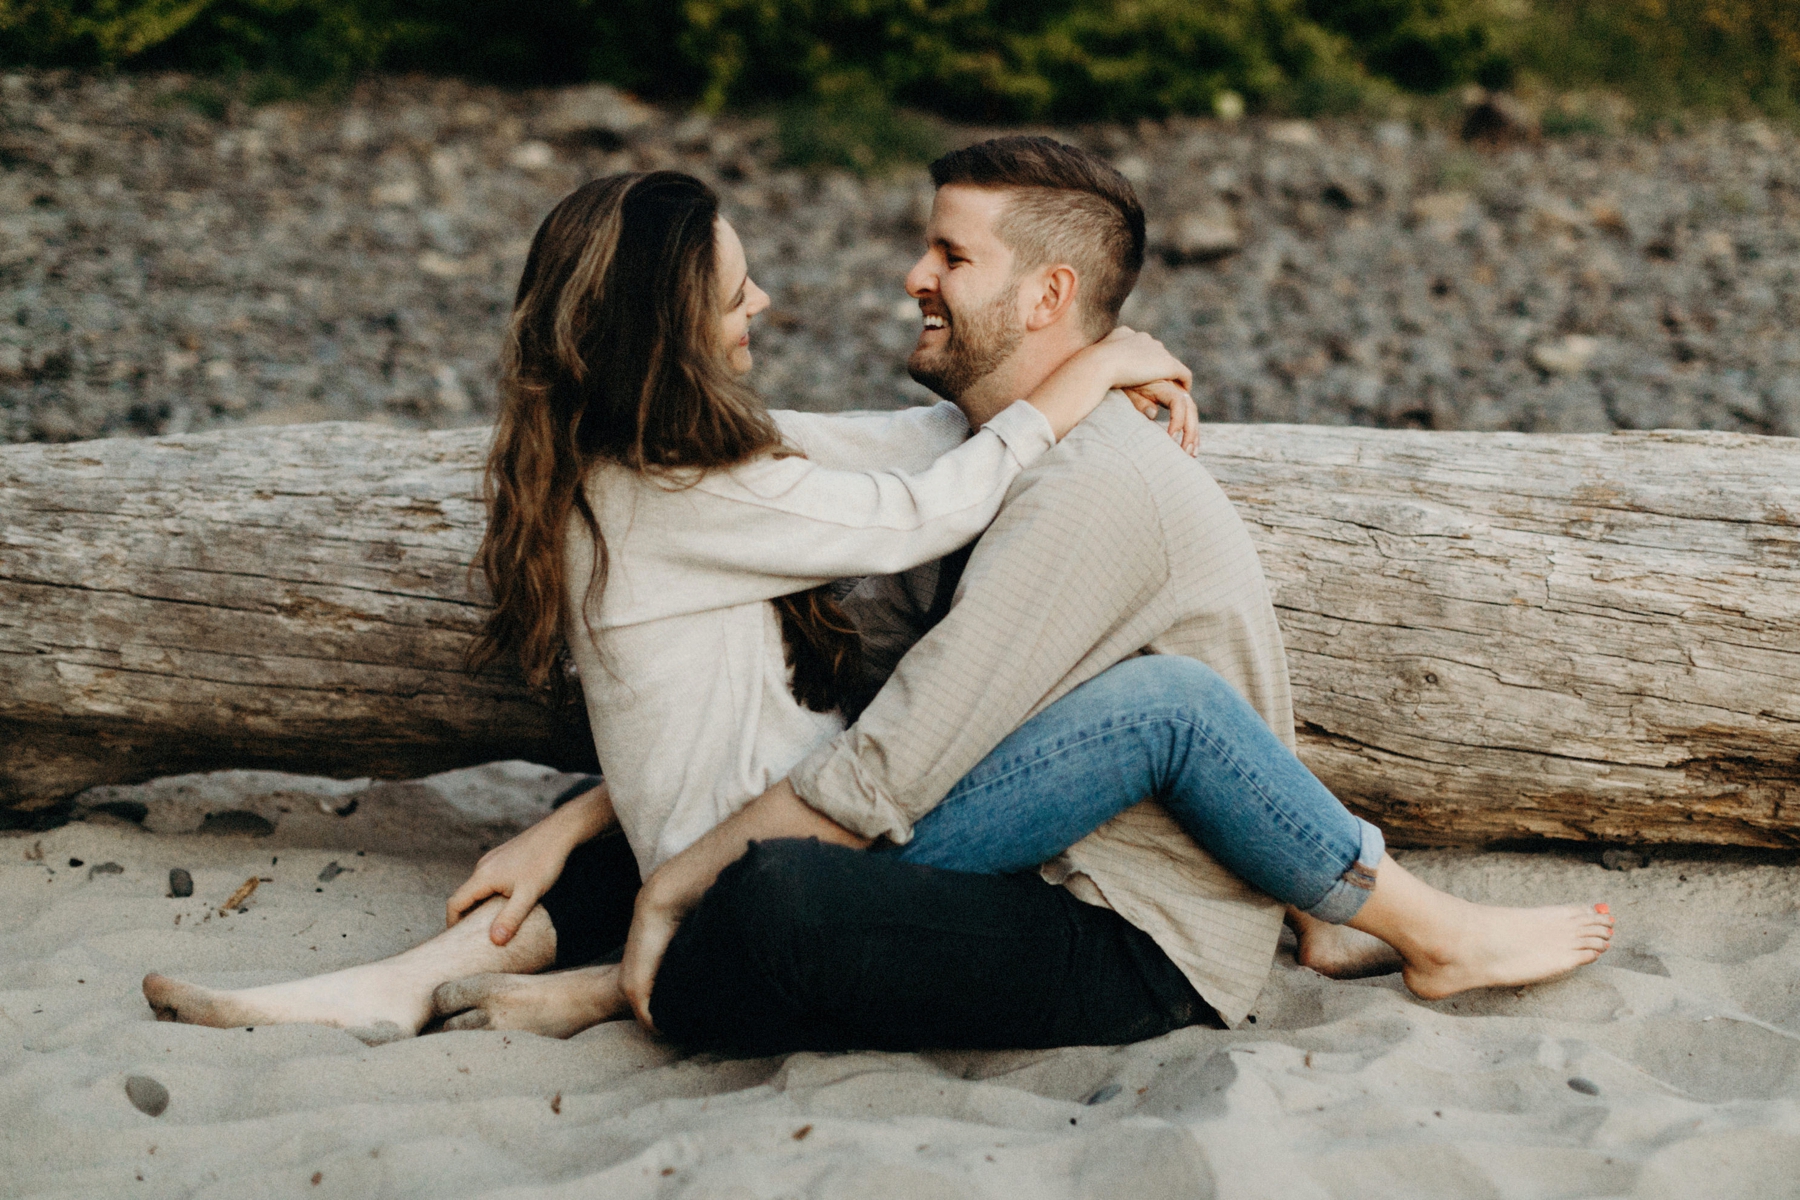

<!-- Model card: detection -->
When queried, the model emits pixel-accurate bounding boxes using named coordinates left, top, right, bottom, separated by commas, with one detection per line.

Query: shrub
left=0, top=0, right=1502, bottom=116
left=3, top=0, right=1792, bottom=122
left=1516, top=0, right=1800, bottom=118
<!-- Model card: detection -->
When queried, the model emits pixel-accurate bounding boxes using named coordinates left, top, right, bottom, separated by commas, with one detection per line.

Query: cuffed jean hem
left=1301, top=817, right=1386, bottom=924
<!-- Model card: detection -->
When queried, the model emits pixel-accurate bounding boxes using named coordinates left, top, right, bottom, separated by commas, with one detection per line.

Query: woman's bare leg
left=1288, top=908, right=1405, bottom=979
left=431, top=964, right=629, bottom=1039
left=1301, top=855, right=1613, bottom=999
left=142, top=896, right=557, bottom=1044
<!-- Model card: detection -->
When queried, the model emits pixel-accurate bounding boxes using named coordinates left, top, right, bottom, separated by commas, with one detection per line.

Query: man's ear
left=1022, top=263, right=1080, bottom=332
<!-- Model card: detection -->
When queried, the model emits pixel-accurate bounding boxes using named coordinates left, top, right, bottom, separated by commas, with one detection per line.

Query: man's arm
left=790, top=439, right=1172, bottom=841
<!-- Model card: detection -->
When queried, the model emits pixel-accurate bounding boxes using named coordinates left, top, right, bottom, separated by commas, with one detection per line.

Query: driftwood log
left=2, top=422, right=1796, bottom=846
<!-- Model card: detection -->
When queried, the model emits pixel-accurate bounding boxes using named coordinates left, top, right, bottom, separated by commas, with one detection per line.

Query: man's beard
left=907, top=285, right=1024, bottom=402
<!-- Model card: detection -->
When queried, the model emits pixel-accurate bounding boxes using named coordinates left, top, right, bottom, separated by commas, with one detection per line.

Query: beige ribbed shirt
left=791, top=393, right=1294, bottom=1026
left=564, top=400, right=1052, bottom=876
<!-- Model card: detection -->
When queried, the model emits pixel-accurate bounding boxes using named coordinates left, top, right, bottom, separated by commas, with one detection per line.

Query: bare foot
left=1344, top=856, right=1614, bottom=1001
left=431, top=965, right=626, bottom=1039
left=143, top=966, right=429, bottom=1045
left=1288, top=909, right=1403, bottom=979
left=1399, top=901, right=1614, bottom=1000
left=143, top=897, right=557, bottom=1044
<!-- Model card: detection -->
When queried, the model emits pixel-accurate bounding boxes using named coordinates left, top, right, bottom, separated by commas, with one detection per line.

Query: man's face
left=904, top=185, right=1024, bottom=402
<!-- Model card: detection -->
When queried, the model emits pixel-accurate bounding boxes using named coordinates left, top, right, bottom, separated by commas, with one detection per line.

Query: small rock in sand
left=87, top=862, right=124, bottom=879
left=125, top=1075, right=170, bottom=1117
left=318, top=861, right=353, bottom=883
left=169, top=868, right=194, bottom=897
left=1568, top=1077, right=1601, bottom=1096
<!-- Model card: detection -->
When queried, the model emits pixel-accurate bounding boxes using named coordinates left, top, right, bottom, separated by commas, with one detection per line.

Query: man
left=602, top=137, right=1609, bottom=1054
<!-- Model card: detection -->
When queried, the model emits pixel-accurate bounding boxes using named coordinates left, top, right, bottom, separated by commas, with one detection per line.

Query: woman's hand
left=1023, top=326, right=1196, bottom=441
left=1123, top=378, right=1200, bottom=456
left=1090, top=326, right=1194, bottom=394
left=446, top=782, right=617, bottom=946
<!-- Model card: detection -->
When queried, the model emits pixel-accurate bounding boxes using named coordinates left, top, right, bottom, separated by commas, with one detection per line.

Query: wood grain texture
left=1202, top=425, right=1800, bottom=848
left=0, top=423, right=591, bottom=825
left=3, top=421, right=1795, bottom=845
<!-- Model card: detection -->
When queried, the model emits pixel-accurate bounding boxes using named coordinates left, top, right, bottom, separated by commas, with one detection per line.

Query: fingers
left=622, top=967, right=656, bottom=1032
left=489, top=890, right=536, bottom=946
left=619, top=906, right=672, bottom=1035
left=445, top=878, right=493, bottom=928
left=1171, top=385, right=1199, bottom=455
left=1126, top=380, right=1200, bottom=456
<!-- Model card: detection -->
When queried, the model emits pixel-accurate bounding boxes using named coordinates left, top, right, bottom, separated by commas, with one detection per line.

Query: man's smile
left=915, top=305, right=951, bottom=349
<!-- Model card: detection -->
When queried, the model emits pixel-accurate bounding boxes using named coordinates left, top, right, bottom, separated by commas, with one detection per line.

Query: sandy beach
left=2, top=766, right=1797, bottom=1198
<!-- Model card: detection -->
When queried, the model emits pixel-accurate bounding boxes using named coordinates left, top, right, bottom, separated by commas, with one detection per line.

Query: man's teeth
left=923, top=315, right=946, bottom=329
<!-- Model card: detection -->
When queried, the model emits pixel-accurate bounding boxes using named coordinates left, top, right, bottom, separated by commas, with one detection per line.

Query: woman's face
left=713, top=217, right=770, bottom=375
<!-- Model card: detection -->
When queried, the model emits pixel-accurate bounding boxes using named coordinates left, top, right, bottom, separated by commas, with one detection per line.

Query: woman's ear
left=1023, top=264, right=1080, bottom=332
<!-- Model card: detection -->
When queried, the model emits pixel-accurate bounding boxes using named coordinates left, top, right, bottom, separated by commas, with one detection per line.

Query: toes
left=432, top=977, right=492, bottom=1017
left=443, top=1009, right=491, bottom=1032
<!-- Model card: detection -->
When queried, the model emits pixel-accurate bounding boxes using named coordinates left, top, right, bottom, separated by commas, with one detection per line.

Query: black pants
left=538, top=833, right=1213, bottom=1056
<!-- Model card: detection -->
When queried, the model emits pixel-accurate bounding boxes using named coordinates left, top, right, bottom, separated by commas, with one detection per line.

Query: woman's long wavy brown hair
left=471, top=171, right=864, bottom=715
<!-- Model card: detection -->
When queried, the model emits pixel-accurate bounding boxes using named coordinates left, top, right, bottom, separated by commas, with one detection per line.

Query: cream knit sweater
left=562, top=400, right=1051, bottom=877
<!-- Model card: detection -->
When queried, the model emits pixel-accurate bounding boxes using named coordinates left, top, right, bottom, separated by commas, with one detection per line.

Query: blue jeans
left=887, top=655, right=1385, bottom=923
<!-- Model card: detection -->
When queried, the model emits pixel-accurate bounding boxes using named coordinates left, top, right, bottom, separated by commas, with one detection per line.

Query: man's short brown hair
left=929, top=136, right=1146, bottom=338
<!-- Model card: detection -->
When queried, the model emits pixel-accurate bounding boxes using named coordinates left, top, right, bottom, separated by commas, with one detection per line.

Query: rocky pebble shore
left=2, top=70, right=1797, bottom=442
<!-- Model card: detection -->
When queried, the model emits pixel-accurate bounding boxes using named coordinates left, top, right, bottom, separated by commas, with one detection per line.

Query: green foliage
left=0, top=0, right=1496, bottom=115
left=2, top=0, right=1794, bottom=123
left=667, top=0, right=1432, bottom=120
left=1514, top=0, right=1800, bottom=119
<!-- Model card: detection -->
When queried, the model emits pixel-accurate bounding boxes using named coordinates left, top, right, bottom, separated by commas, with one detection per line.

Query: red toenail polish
left=1595, top=903, right=1610, bottom=914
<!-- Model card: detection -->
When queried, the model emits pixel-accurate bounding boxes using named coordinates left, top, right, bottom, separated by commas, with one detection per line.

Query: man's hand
left=1123, top=378, right=1200, bottom=456
left=619, top=888, right=681, bottom=1031
left=445, top=783, right=616, bottom=945
left=614, top=777, right=868, bottom=1032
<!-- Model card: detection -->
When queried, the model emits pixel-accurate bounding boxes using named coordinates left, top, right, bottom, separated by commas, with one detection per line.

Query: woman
left=143, top=172, right=1610, bottom=1047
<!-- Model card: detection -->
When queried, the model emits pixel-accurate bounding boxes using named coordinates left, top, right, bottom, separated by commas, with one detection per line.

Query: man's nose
left=904, top=254, right=936, bottom=299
